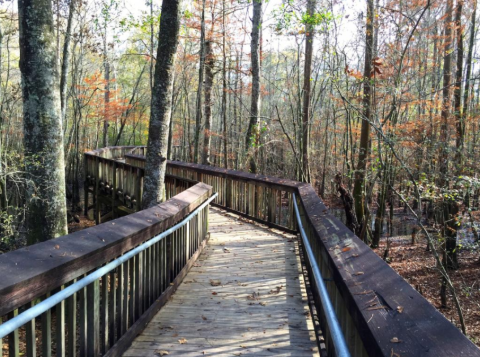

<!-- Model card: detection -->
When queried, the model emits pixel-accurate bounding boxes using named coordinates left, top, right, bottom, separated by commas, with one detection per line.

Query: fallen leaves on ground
left=210, top=279, right=221, bottom=286
left=178, top=338, right=188, bottom=344
left=155, top=350, right=169, bottom=356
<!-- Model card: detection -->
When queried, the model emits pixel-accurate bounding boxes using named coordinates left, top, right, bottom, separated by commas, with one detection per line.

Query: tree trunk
left=142, top=0, right=181, bottom=208
left=353, top=0, right=374, bottom=238
left=202, top=40, right=214, bottom=165
left=221, top=0, right=228, bottom=169
left=193, top=0, right=206, bottom=163
left=440, top=0, right=458, bottom=270
left=245, top=0, right=262, bottom=173
left=18, top=0, right=68, bottom=244
left=60, top=0, right=75, bottom=125
left=462, top=0, right=475, bottom=155
left=301, top=0, right=315, bottom=183
left=454, top=0, right=464, bottom=168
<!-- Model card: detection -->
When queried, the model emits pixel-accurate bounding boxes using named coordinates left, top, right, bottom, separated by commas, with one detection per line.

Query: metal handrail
left=0, top=192, right=218, bottom=339
left=292, top=193, right=351, bottom=357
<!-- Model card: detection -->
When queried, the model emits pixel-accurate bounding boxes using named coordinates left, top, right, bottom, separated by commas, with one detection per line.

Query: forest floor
left=372, top=234, right=480, bottom=347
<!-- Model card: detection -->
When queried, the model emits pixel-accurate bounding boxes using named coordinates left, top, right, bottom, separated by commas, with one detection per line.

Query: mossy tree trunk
left=142, top=0, right=181, bottom=208
left=18, top=0, right=68, bottom=244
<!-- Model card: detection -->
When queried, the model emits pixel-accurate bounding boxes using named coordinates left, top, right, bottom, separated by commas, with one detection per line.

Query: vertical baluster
left=185, top=221, right=190, bottom=263
left=108, top=270, right=116, bottom=345
left=67, top=281, right=77, bottom=357
left=129, top=256, right=136, bottom=324
left=167, top=233, right=173, bottom=285
left=116, top=262, right=124, bottom=340
left=112, top=161, right=117, bottom=218
left=135, top=251, right=143, bottom=318
left=122, top=261, right=129, bottom=334
left=143, top=247, right=149, bottom=312
left=95, top=157, right=100, bottom=224
left=26, top=302, right=36, bottom=357
left=101, top=273, right=109, bottom=353
left=42, top=294, right=52, bottom=357
left=87, top=279, right=100, bottom=356
left=7, top=309, right=19, bottom=357
left=56, top=286, right=65, bottom=357
left=79, top=282, right=87, bottom=356
left=278, top=191, right=282, bottom=226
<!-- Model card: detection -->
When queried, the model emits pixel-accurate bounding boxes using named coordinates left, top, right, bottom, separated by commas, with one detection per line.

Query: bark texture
left=18, top=0, right=68, bottom=244
left=353, top=0, right=374, bottom=238
left=245, top=0, right=262, bottom=173
left=142, top=0, right=181, bottom=208
left=301, top=0, right=315, bottom=183
left=202, top=40, right=214, bottom=166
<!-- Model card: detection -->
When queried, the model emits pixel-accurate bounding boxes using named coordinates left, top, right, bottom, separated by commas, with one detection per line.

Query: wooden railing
left=164, top=160, right=480, bottom=357
left=0, top=176, right=213, bottom=356
left=1, top=146, right=479, bottom=357
left=84, top=147, right=195, bottom=223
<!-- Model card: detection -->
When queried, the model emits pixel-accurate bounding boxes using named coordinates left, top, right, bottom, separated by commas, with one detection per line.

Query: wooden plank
left=56, top=285, right=65, bottom=357
left=25, top=302, right=35, bottom=357
left=87, top=279, right=100, bottom=356
left=67, top=280, right=77, bottom=357
left=41, top=296, right=51, bottom=357
left=8, top=309, right=19, bottom=357
left=122, top=208, right=318, bottom=357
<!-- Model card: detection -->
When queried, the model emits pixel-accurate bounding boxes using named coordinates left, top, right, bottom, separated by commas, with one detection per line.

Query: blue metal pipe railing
left=0, top=192, right=218, bottom=339
left=292, top=193, right=351, bottom=357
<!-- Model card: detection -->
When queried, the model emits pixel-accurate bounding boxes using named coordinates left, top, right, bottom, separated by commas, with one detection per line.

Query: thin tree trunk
left=353, top=0, right=374, bottom=238
left=454, top=0, right=464, bottom=168
left=202, top=40, right=214, bottom=165
left=193, top=0, right=206, bottom=163
left=60, top=0, right=75, bottom=125
left=245, top=0, right=262, bottom=173
left=18, top=0, right=68, bottom=243
left=142, top=0, right=181, bottom=208
left=221, top=0, right=228, bottom=169
left=301, top=0, right=315, bottom=183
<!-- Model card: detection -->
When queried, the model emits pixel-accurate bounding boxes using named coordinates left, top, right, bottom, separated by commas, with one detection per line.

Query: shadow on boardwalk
left=123, top=206, right=319, bottom=356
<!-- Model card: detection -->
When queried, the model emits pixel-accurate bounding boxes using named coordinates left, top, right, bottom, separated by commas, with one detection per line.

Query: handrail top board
left=0, top=182, right=213, bottom=317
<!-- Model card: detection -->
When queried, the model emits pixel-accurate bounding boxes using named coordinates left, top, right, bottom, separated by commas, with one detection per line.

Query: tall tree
left=439, top=0, right=459, bottom=274
left=202, top=40, right=214, bottom=165
left=454, top=0, right=464, bottom=167
left=193, top=0, right=206, bottom=163
left=142, top=0, right=182, bottom=208
left=352, top=0, right=374, bottom=238
left=301, top=0, right=316, bottom=183
left=18, top=0, right=68, bottom=244
left=245, top=0, right=262, bottom=173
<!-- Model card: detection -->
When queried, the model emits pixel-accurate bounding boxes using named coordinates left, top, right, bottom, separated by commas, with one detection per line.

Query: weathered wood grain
left=122, top=207, right=319, bottom=357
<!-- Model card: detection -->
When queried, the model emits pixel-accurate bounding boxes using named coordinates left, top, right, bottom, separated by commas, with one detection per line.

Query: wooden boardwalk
left=123, top=207, right=319, bottom=357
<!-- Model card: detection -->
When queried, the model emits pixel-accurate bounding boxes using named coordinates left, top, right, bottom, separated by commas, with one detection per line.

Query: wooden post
left=67, top=280, right=77, bottom=357
left=56, top=285, right=65, bottom=356
left=84, top=155, right=89, bottom=216
left=41, top=295, right=52, bottom=357
left=87, top=280, right=100, bottom=356
left=26, top=302, right=35, bottom=357
left=8, top=309, right=19, bottom=357
left=95, top=157, right=101, bottom=224
left=108, top=271, right=116, bottom=346
left=112, top=161, right=117, bottom=219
